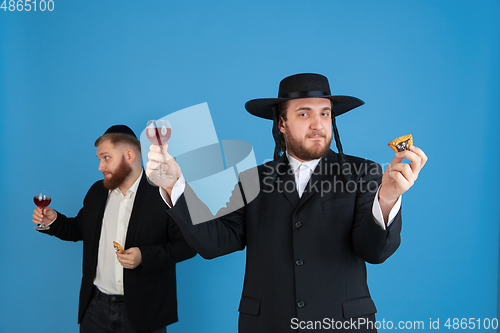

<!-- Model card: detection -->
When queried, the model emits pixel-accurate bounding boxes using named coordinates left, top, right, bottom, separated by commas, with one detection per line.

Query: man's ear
left=125, top=148, right=136, bottom=164
left=278, top=117, right=286, bottom=134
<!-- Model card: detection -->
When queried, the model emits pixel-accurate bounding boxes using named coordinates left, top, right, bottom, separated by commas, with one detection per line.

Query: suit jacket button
left=295, top=221, right=302, bottom=228
left=297, top=301, right=305, bottom=308
left=295, top=259, right=304, bottom=266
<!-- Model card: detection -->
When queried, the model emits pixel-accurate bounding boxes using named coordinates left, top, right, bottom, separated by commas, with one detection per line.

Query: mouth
left=307, top=132, right=326, bottom=140
left=103, top=172, right=112, bottom=178
left=307, top=135, right=326, bottom=141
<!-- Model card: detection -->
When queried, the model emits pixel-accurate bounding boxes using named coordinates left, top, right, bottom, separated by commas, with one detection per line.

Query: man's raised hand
left=379, top=145, right=428, bottom=205
left=146, top=143, right=181, bottom=190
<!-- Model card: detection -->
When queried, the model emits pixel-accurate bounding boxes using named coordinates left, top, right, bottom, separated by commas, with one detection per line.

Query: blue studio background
left=1, top=1, right=499, bottom=332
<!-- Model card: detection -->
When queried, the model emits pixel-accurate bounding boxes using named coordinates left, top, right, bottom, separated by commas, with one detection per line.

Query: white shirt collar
left=285, top=151, right=321, bottom=173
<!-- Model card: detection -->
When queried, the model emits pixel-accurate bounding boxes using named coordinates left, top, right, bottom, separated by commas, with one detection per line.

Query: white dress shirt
left=94, top=171, right=142, bottom=295
left=166, top=153, right=401, bottom=229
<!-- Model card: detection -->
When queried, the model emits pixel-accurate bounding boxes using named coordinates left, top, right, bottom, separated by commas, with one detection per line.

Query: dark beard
left=103, top=156, right=133, bottom=190
left=285, top=132, right=332, bottom=161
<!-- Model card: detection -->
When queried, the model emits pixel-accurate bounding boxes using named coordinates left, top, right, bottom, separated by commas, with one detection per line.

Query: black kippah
left=104, top=125, right=137, bottom=139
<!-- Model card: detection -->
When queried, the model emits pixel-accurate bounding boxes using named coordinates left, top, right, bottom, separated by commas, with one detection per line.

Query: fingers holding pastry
left=113, top=241, right=124, bottom=253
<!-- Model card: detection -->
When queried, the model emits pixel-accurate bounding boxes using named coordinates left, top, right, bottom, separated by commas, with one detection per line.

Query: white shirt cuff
left=159, top=174, right=186, bottom=207
left=372, top=186, right=401, bottom=230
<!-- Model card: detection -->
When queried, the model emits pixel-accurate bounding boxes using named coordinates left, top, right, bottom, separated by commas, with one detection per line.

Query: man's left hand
left=116, top=247, right=142, bottom=269
left=379, top=145, right=428, bottom=206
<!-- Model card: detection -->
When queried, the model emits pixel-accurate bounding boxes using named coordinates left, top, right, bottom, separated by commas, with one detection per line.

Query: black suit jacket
left=41, top=173, right=196, bottom=333
left=167, top=150, right=402, bottom=332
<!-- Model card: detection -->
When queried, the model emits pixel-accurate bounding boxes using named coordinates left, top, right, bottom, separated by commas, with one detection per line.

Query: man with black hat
left=32, top=125, right=196, bottom=333
left=146, top=73, right=427, bottom=332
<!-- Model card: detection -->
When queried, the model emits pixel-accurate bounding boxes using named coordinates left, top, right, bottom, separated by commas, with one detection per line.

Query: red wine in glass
left=146, top=126, right=172, bottom=146
left=146, top=119, right=172, bottom=179
left=34, top=191, right=51, bottom=230
left=33, top=196, right=51, bottom=208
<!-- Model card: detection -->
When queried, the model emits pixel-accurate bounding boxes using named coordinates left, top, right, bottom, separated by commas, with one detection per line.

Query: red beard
left=103, top=156, right=132, bottom=190
left=285, top=130, right=332, bottom=161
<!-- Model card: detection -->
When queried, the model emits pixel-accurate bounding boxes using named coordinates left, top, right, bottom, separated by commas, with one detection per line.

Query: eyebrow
left=97, top=151, right=109, bottom=157
left=294, top=106, right=332, bottom=112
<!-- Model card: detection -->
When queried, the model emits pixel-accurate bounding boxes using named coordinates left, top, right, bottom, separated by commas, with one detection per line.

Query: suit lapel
left=125, top=172, right=147, bottom=248
left=274, top=155, right=299, bottom=208
left=91, top=181, right=110, bottom=258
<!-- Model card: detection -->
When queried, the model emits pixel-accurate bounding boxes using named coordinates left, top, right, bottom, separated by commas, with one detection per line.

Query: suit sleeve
left=165, top=182, right=247, bottom=260
left=351, top=161, right=402, bottom=264
left=40, top=211, right=84, bottom=241
left=138, top=214, right=197, bottom=274
left=37, top=182, right=104, bottom=241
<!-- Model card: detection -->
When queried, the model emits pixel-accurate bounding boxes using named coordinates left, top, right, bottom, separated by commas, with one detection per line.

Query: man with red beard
left=32, top=125, right=196, bottom=333
left=147, top=73, right=427, bottom=332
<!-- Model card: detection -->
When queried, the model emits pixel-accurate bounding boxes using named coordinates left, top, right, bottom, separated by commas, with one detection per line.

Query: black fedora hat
left=245, top=73, right=364, bottom=119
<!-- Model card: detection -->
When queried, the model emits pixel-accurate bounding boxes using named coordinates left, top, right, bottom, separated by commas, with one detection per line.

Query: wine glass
left=34, top=191, right=51, bottom=230
left=146, top=119, right=172, bottom=179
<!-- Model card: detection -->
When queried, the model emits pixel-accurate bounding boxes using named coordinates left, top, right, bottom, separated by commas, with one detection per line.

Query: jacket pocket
left=321, top=197, right=352, bottom=211
left=238, top=296, right=260, bottom=316
left=342, top=296, right=377, bottom=319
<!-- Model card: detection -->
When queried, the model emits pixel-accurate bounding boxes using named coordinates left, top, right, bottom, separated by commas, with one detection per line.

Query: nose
left=310, top=113, right=324, bottom=131
left=98, top=160, right=105, bottom=172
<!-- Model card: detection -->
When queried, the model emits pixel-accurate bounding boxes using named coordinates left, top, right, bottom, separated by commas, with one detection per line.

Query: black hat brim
left=245, top=95, right=364, bottom=120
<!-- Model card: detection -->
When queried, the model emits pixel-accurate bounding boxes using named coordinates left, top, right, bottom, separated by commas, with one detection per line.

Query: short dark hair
left=94, top=133, right=141, bottom=154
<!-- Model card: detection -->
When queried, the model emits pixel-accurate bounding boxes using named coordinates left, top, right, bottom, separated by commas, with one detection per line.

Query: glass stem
left=158, top=145, right=164, bottom=177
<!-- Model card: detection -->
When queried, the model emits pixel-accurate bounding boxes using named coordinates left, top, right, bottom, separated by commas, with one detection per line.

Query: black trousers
left=80, top=288, right=166, bottom=333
